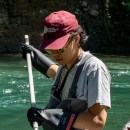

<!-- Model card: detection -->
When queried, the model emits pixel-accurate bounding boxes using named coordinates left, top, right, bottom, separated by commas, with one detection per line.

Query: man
left=22, top=10, right=111, bottom=130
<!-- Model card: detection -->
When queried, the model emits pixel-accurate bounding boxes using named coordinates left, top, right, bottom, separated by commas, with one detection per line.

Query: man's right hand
left=21, top=44, right=57, bottom=78
left=21, top=44, right=34, bottom=60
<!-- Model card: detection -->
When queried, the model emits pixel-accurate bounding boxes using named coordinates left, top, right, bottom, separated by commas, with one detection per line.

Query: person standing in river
left=22, top=10, right=111, bottom=130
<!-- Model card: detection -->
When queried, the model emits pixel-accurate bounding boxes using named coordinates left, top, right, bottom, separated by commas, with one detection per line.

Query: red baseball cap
left=40, top=10, right=78, bottom=50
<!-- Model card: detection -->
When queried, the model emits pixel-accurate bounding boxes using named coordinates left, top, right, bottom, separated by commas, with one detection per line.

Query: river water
left=0, top=53, right=130, bottom=130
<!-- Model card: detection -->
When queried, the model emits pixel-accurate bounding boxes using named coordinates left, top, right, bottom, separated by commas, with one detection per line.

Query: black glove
left=21, top=44, right=33, bottom=59
left=27, top=107, right=79, bottom=130
left=27, top=107, right=44, bottom=127
left=21, top=44, right=55, bottom=76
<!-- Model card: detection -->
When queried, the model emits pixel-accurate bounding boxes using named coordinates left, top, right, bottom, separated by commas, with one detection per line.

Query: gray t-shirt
left=54, top=52, right=111, bottom=109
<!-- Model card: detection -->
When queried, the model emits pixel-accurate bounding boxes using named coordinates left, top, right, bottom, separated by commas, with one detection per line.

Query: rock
left=89, top=10, right=99, bottom=17
left=74, top=9, right=79, bottom=15
left=93, top=4, right=99, bottom=10
left=81, top=1, right=87, bottom=7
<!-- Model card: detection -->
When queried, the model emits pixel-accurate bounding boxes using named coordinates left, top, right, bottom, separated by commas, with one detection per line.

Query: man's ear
left=74, top=34, right=80, bottom=47
left=74, top=34, right=80, bottom=42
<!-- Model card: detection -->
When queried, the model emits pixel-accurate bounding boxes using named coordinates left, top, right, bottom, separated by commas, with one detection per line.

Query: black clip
left=68, top=88, right=76, bottom=98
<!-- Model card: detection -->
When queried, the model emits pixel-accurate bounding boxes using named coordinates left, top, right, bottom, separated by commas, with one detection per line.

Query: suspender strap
left=68, top=53, right=93, bottom=98
left=56, top=68, right=72, bottom=97
left=54, top=63, right=77, bottom=99
left=51, top=66, right=64, bottom=97
left=53, top=66, right=64, bottom=86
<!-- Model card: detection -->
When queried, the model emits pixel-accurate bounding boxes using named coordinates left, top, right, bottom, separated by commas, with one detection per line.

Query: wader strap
left=54, top=64, right=76, bottom=99
left=54, top=66, right=64, bottom=86
left=51, top=66, right=64, bottom=96
left=68, top=53, right=93, bottom=98
left=52, top=50, right=84, bottom=99
left=56, top=68, right=72, bottom=96
left=52, top=53, right=93, bottom=99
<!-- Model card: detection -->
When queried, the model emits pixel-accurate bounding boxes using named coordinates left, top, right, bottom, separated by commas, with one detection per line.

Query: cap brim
left=40, top=34, right=70, bottom=50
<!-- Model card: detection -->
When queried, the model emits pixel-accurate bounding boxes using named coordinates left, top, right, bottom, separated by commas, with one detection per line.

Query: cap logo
left=44, top=26, right=59, bottom=34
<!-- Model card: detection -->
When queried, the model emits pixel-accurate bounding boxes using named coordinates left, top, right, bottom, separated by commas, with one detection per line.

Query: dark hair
left=69, top=25, right=88, bottom=47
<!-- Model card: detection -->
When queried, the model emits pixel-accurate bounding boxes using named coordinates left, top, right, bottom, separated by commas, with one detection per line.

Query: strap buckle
left=68, top=88, right=76, bottom=98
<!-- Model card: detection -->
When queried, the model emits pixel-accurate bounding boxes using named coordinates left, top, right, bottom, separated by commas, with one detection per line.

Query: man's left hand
left=27, top=107, right=79, bottom=130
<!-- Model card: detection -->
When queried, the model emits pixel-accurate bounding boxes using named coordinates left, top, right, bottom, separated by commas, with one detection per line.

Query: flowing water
left=0, top=54, right=130, bottom=130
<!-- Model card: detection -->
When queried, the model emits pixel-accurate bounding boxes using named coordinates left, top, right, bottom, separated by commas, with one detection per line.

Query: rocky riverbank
left=0, top=0, right=129, bottom=55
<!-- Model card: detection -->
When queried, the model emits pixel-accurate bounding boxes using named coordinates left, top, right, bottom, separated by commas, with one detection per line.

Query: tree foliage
left=109, top=0, right=130, bottom=47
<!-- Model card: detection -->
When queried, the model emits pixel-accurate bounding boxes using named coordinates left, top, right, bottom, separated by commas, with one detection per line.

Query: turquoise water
left=0, top=54, right=130, bottom=130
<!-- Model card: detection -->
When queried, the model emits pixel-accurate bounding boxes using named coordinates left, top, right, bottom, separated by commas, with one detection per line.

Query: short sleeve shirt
left=53, top=52, right=111, bottom=109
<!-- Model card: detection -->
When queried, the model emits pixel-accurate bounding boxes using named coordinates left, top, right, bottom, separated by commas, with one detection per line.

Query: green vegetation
left=109, top=0, right=130, bottom=48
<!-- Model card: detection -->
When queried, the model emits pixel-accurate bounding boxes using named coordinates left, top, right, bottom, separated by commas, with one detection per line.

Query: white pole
left=25, top=35, right=38, bottom=130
